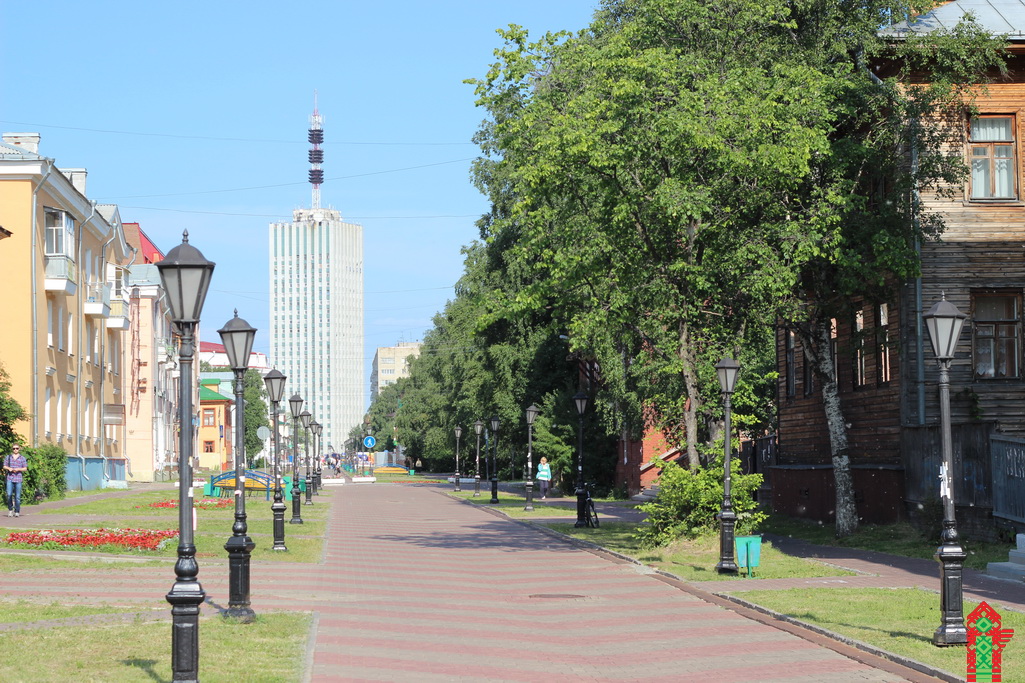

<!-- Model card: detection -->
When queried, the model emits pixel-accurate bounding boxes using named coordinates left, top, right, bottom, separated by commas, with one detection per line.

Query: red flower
left=4, top=528, right=178, bottom=551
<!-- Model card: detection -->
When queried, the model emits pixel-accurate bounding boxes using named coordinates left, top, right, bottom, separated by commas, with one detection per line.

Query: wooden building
left=775, top=2, right=1025, bottom=534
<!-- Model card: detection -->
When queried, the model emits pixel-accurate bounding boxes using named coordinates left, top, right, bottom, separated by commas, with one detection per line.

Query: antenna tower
left=308, top=92, right=324, bottom=210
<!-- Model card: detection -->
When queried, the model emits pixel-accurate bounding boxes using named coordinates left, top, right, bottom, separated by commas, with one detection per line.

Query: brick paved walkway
left=0, top=481, right=990, bottom=681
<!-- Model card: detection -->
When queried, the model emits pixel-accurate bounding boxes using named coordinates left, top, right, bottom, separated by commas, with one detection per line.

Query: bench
left=208, top=470, right=274, bottom=500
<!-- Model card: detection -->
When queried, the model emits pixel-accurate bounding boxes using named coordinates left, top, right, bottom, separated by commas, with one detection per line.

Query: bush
left=21, top=444, right=67, bottom=503
left=637, top=458, right=765, bottom=547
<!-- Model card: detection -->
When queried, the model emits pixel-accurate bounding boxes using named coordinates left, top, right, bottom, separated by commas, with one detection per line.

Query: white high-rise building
left=269, top=101, right=364, bottom=451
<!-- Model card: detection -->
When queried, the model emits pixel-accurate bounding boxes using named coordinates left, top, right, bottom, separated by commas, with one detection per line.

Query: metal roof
left=0, top=140, right=43, bottom=160
left=881, top=0, right=1025, bottom=39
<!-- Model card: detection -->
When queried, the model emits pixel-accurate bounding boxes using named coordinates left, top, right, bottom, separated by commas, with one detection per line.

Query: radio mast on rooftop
left=308, top=92, right=324, bottom=210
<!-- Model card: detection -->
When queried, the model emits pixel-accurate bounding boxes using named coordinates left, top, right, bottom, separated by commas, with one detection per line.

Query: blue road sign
left=363, top=435, right=377, bottom=449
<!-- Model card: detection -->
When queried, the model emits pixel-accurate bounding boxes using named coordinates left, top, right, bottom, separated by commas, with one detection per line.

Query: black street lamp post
left=525, top=404, right=540, bottom=512
left=473, top=420, right=483, bottom=497
left=573, top=392, right=588, bottom=528
left=489, top=416, right=500, bottom=504
left=311, top=421, right=322, bottom=495
left=924, top=296, right=969, bottom=647
left=218, top=311, right=257, bottom=622
left=453, top=425, right=462, bottom=492
left=157, top=231, right=214, bottom=682
left=301, top=410, right=313, bottom=505
left=263, top=369, right=287, bottom=551
left=714, top=357, right=740, bottom=574
left=288, top=394, right=304, bottom=524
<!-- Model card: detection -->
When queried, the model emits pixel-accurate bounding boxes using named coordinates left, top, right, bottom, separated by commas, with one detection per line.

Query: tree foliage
left=0, top=362, right=26, bottom=456
left=243, top=369, right=269, bottom=462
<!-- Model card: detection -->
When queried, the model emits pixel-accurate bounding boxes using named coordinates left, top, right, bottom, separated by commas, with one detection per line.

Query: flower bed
left=5, top=528, right=178, bottom=551
left=142, top=498, right=232, bottom=509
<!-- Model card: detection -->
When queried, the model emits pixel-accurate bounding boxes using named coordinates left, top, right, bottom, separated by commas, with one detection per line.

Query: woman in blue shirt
left=537, top=457, right=552, bottom=500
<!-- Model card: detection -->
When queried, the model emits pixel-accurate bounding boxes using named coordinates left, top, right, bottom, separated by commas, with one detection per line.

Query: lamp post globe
left=288, top=395, right=304, bottom=524
left=923, top=297, right=969, bottom=646
left=489, top=416, right=500, bottom=504
left=156, top=231, right=214, bottom=682
left=525, top=404, right=540, bottom=512
left=217, top=311, right=257, bottom=622
left=453, top=425, right=463, bottom=492
left=573, top=392, right=588, bottom=528
left=263, top=369, right=288, bottom=551
left=714, top=357, right=741, bottom=574
left=473, top=420, right=483, bottom=497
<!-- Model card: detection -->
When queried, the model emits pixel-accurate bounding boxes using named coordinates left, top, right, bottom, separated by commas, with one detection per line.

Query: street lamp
left=924, top=296, right=969, bottom=646
left=714, top=357, right=741, bottom=574
left=263, top=368, right=287, bottom=551
left=218, top=310, right=257, bottom=622
left=300, top=410, right=313, bottom=505
left=489, top=416, right=500, bottom=504
left=311, top=421, right=322, bottom=495
left=473, top=420, right=483, bottom=497
left=573, top=392, right=588, bottom=528
left=525, top=404, right=540, bottom=512
left=453, top=425, right=463, bottom=492
left=288, top=394, right=304, bottom=524
left=157, top=230, right=214, bottom=682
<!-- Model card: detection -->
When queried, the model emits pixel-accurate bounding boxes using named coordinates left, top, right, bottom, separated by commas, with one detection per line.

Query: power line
left=120, top=205, right=479, bottom=220
left=0, top=119, right=474, bottom=146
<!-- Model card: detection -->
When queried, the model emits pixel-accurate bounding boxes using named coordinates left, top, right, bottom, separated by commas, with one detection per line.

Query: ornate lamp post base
left=474, top=475, right=481, bottom=497
left=167, top=554, right=205, bottom=683
left=223, top=533, right=256, bottom=622
left=271, top=493, right=288, bottom=550
left=454, top=469, right=461, bottom=493
left=290, top=486, right=304, bottom=524
left=574, top=485, right=587, bottom=527
left=490, top=477, right=499, bottom=504
left=933, top=534, right=968, bottom=646
left=304, top=477, right=314, bottom=505
left=715, top=508, right=739, bottom=574
left=524, top=479, right=534, bottom=512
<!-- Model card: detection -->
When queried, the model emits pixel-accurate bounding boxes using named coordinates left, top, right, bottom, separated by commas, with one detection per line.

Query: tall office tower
left=269, top=100, right=364, bottom=451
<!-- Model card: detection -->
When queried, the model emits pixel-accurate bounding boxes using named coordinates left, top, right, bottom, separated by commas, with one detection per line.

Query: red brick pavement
left=0, top=482, right=973, bottom=681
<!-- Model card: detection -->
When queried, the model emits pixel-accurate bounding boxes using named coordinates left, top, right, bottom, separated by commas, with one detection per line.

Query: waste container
left=203, top=477, right=215, bottom=497
left=735, top=535, right=762, bottom=577
left=282, top=475, right=306, bottom=493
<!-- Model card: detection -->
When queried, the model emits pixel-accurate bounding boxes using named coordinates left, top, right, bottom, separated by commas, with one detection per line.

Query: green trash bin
left=282, top=475, right=306, bottom=493
left=735, top=535, right=762, bottom=577
left=203, top=477, right=214, bottom=497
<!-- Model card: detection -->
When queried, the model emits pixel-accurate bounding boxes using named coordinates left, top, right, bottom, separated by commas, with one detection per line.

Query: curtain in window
left=972, top=118, right=1015, bottom=198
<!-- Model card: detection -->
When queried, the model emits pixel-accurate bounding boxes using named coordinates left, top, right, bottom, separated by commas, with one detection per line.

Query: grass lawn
left=731, top=587, right=1025, bottom=682
left=0, top=599, right=154, bottom=623
left=546, top=522, right=855, bottom=581
left=448, top=490, right=578, bottom=518
left=0, top=611, right=310, bottom=682
left=759, top=514, right=1012, bottom=570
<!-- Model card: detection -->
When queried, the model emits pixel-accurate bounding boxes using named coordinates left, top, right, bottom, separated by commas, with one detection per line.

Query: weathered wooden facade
left=775, top=2, right=1025, bottom=534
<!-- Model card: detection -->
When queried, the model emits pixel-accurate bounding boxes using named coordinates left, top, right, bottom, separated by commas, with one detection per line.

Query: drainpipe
left=31, top=161, right=54, bottom=446
left=75, top=203, right=98, bottom=484
left=911, top=125, right=926, bottom=424
left=96, top=231, right=119, bottom=482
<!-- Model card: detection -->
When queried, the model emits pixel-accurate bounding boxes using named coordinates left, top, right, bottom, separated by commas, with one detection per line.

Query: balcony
left=44, top=255, right=77, bottom=295
left=84, top=281, right=111, bottom=318
left=107, top=298, right=130, bottom=331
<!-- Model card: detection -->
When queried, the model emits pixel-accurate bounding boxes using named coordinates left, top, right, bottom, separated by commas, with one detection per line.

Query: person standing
left=537, top=457, right=552, bottom=500
left=3, top=444, right=27, bottom=517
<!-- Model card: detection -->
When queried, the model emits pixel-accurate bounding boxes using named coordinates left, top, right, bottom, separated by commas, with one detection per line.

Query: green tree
left=469, top=0, right=1004, bottom=537
left=0, top=362, right=26, bottom=455
left=242, top=369, right=269, bottom=463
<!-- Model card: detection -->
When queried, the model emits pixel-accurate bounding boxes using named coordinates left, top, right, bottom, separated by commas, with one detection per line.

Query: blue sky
left=2, top=0, right=598, bottom=405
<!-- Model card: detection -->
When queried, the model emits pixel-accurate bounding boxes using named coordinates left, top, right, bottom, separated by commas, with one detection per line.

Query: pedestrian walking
left=537, top=457, right=552, bottom=500
left=3, top=444, right=27, bottom=517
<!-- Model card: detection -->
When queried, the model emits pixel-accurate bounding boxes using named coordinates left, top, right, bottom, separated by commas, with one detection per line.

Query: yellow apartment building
left=199, top=379, right=233, bottom=471
left=0, top=133, right=131, bottom=486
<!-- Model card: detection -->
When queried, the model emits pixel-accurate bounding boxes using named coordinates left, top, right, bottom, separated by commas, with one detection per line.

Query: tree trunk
left=678, top=320, right=702, bottom=469
left=813, top=318, right=859, bottom=538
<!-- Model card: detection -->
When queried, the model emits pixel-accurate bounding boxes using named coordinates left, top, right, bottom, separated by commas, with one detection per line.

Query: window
left=854, top=310, right=867, bottom=388
left=785, top=331, right=796, bottom=398
left=44, top=208, right=75, bottom=256
left=973, top=293, right=1020, bottom=379
left=877, top=303, right=892, bottom=384
left=803, top=343, right=814, bottom=396
left=970, top=116, right=1017, bottom=199
left=203, top=409, right=216, bottom=426
left=204, top=441, right=215, bottom=453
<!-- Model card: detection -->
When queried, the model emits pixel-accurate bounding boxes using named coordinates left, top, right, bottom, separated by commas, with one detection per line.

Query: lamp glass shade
left=573, top=391, right=589, bottom=416
left=924, top=299, right=968, bottom=361
left=310, top=421, right=321, bottom=436
left=288, top=394, right=304, bottom=419
left=300, top=410, right=312, bottom=429
left=489, top=415, right=500, bottom=433
left=474, top=419, right=483, bottom=435
left=454, top=426, right=462, bottom=439
left=217, top=311, right=257, bottom=371
left=526, top=403, right=540, bottom=425
left=155, top=231, right=215, bottom=323
left=715, top=357, right=741, bottom=395
left=264, top=369, right=286, bottom=404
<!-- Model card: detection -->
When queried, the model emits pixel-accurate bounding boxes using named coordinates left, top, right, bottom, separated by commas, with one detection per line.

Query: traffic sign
left=363, top=435, right=377, bottom=449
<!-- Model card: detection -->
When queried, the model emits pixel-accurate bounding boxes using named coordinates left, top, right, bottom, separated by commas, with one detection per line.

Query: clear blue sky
left=1, top=1, right=598, bottom=406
